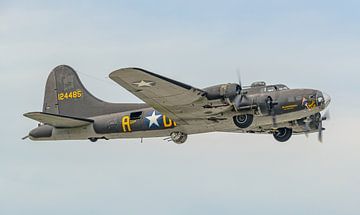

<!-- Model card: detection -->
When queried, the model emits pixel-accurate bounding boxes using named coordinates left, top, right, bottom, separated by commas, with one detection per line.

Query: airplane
left=23, top=65, right=331, bottom=144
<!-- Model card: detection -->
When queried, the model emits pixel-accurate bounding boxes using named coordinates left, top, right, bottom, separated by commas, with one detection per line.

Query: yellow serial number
left=58, top=90, right=83, bottom=101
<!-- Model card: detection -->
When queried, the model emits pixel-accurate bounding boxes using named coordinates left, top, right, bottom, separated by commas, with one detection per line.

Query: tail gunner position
left=23, top=65, right=331, bottom=144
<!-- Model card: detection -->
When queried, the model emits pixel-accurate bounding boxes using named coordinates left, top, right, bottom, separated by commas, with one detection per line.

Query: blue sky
left=1, top=1, right=360, bottom=214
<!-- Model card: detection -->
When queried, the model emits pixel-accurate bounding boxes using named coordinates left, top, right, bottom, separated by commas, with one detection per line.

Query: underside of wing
left=110, top=68, right=227, bottom=124
left=24, top=112, right=94, bottom=128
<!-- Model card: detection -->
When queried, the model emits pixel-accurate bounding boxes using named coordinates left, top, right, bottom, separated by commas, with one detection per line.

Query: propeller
left=236, top=69, right=242, bottom=91
left=22, top=135, right=29, bottom=140
left=235, top=70, right=277, bottom=127
left=233, top=70, right=246, bottom=110
left=266, top=96, right=277, bottom=126
left=303, top=119, right=311, bottom=138
left=302, top=110, right=330, bottom=142
left=318, top=110, right=330, bottom=143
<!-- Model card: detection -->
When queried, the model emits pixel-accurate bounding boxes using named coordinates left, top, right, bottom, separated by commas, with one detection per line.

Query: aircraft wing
left=109, top=68, right=231, bottom=124
left=24, top=112, right=94, bottom=128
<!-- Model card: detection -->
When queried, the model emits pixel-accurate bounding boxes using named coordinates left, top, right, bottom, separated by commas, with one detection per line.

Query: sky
left=1, top=0, right=360, bottom=214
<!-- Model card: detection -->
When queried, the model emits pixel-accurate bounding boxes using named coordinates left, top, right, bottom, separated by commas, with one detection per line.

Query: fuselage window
left=277, top=86, right=289, bottom=91
left=130, top=111, right=143, bottom=120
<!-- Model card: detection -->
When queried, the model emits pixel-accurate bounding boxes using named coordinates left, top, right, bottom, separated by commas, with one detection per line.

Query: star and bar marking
left=121, top=110, right=177, bottom=133
left=146, top=111, right=161, bottom=128
left=132, top=80, right=155, bottom=87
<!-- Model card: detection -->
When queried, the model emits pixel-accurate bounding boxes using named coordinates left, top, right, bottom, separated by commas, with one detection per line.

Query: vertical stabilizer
left=42, top=65, right=148, bottom=118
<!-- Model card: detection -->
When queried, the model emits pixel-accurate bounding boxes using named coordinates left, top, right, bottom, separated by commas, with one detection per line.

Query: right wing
left=24, top=112, right=94, bottom=128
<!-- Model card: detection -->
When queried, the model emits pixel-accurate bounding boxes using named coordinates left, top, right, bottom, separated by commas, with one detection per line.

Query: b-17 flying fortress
left=23, top=65, right=331, bottom=144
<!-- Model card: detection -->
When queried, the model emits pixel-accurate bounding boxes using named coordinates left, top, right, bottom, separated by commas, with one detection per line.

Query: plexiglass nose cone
left=323, top=92, right=331, bottom=107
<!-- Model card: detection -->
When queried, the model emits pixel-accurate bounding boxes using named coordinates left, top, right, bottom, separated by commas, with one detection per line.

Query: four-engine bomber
left=23, top=65, right=331, bottom=143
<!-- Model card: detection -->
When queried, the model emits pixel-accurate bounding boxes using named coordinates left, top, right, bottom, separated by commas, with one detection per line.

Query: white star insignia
left=132, top=80, right=155, bottom=87
left=146, top=111, right=161, bottom=128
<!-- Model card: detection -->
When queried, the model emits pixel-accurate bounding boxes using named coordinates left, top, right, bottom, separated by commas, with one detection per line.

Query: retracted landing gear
left=273, top=127, right=292, bottom=142
left=170, top=132, right=188, bottom=144
left=88, top=137, right=109, bottom=143
left=89, top=137, right=98, bottom=142
left=233, top=114, right=254, bottom=128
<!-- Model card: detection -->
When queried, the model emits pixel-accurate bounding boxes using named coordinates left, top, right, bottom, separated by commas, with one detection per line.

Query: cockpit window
left=276, top=85, right=289, bottom=91
left=266, top=86, right=276, bottom=92
left=265, top=85, right=289, bottom=92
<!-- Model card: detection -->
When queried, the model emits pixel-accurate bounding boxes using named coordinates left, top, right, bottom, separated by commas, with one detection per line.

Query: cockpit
left=266, top=84, right=289, bottom=92
left=246, top=81, right=289, bottom=93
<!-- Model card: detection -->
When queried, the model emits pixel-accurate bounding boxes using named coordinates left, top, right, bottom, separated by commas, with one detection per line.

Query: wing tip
left=109, top=67, right=196, bottom=91
left=109, top=67, right=147, bottom=79
left=23, top=111, right=40, bottom=118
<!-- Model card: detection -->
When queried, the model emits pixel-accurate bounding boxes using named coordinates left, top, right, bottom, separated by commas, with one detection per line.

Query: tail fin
left=43, top=65, right=148, bottom=118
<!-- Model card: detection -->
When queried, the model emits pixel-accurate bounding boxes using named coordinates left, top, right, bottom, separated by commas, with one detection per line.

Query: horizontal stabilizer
left=23, top=112, right=93, bottom=128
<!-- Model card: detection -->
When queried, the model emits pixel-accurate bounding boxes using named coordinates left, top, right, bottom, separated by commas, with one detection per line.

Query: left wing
left=109, top=68, right=232, bottom=124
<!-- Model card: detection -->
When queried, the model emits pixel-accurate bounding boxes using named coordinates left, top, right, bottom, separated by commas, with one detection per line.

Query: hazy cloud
left=1, top=1, right=360, bottom=214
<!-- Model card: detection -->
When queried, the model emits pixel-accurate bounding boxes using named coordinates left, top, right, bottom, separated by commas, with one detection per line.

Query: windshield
left=276, top=85, right=289, bottom=91
left=265, top=85, right=289, bottom=92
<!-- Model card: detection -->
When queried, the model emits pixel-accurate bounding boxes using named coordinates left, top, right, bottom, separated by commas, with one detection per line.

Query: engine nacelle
left=204, top=83, right=241, bottom=100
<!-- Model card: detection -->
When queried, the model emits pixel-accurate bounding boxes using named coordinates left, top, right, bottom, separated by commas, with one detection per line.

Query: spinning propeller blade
left=266, top=96, right=277, bottom=127
left=318, top=110, right=330, bottom=143
left=236, top=69, right=242, bottom=91
left=234, top=70, right=246, bottom=110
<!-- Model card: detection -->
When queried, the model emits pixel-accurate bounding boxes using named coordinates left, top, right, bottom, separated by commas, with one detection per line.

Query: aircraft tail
left=42, top=65, right=148, bottom=118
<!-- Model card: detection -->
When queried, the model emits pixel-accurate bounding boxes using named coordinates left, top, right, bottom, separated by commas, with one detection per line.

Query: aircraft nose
left=323, top=92, right=331, bottom=107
